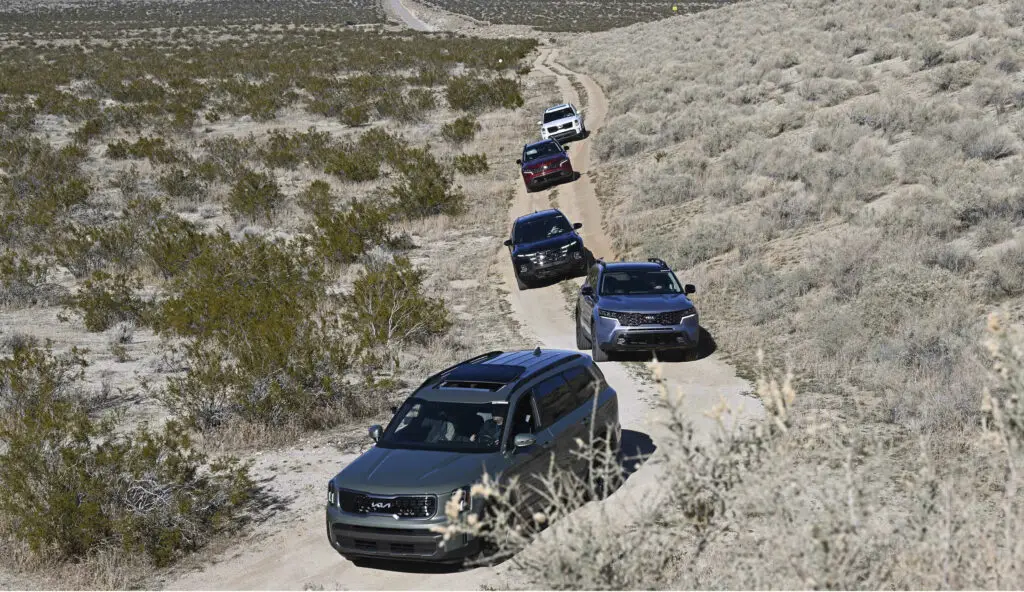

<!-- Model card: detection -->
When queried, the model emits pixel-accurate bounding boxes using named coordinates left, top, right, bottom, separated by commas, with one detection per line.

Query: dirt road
left=167, top=35, right=758, bottom=592
left=382, top=0, right=436, bottom=31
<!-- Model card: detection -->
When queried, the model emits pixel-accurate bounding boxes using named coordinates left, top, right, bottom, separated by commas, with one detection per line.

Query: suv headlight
left=559, top=159, right=569, bottom=167
left=598, top=309, right=621, bottom=320
left=560, top=240, right=579, bottom=250
left=327, top=481, right=337, bottom=506
left=679, top=307, right=697, bottom=318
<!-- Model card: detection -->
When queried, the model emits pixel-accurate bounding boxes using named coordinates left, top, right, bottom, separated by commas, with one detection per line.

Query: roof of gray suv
left=415, top=348, right=582, bottom=404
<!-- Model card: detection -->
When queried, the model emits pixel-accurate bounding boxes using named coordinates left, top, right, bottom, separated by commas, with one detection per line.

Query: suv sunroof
left=437, top=363, right=525, bottom=389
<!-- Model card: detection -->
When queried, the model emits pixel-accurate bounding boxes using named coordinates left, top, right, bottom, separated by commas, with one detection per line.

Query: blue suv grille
left=601, top=309, right=693, bottom=326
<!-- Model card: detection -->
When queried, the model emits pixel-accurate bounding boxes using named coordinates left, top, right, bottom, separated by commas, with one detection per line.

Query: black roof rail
left=648, top=257, right=668, bottom=268
left=417, top=350, right=504, bottom=390
left=516, top=353, right=582, bottom=386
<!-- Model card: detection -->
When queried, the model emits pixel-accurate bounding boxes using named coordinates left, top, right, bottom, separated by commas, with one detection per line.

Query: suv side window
left=534, top=374, right=575, bottom=425
left=562, top=365, right=596, bottom=407
left=506, top=393, right=537, bottom=449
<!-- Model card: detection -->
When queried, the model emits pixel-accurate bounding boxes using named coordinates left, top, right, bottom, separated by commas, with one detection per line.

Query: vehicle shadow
left=618, top=428, right=656, bottom=480
left=349, top=557, right=465, bottom=574
left=607, top=326, right=718, bottom=363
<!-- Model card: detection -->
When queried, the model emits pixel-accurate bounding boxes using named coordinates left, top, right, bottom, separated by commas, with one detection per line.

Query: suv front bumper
left=514, top=250, right=586, bottom=281
left=542, top=124, right=583, bottom=142
left=593, top=315, right=700, bottom=352
left=326, top=504, right=478, bottom=563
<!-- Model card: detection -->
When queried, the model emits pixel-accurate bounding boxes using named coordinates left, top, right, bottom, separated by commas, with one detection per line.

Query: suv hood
left=597, top=293, right=695, bottom=314
left=522, top=153, right=567, bottom=170
left=511, top=232, right=580, bottom=257
left=335, top=445, right=502, bottom=495
left=544, top=115, right=579, bottom=128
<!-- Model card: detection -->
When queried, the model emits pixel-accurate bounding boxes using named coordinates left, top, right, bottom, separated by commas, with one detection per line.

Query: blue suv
left=504, top=208, right=589, bottom=290
left=574, top=258, right=699, bottom=362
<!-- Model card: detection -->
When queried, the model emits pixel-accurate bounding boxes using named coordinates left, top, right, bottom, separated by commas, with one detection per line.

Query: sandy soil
left=165, top=23, right=761, bottom=586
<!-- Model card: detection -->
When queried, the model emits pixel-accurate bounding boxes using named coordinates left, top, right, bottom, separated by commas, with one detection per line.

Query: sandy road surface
left=168, top=33, right=759, bottom=592
left=382, top=0, right=436, bottom=31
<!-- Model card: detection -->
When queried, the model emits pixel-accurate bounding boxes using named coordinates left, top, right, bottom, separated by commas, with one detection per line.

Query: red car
left=516, top=139, right=574, bottom=192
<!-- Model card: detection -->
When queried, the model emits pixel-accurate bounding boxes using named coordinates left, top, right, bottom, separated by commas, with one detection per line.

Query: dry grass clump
left=547, top=0, right=1024, bottom=586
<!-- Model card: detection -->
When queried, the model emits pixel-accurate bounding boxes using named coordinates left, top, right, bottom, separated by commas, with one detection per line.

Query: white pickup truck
left=539, top=103, right=586, bottom=143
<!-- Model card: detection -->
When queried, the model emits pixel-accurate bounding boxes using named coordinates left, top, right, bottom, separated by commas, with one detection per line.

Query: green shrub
left=156, top=231, right=351, bottom=429
left=298, top=180, right=334, bottom=216
left=259, top=127, right=332, bottom=170
left=453, top=153, right=489, bottom=175
left=227, top=170, right=283, bottom=222
left=341, top=254, right=451, bottom=355
left=158, top=166, right=207, bottom=202
left=0, top=250, right=61, bottom=308
left=445, top=75, right=524, bottom=112
left=105, top=136, right=180, bottom=165
left=388, top=146, right=465, bottom=218
left=65, top=270, right=150, bottom=332
left=141, top=214, right=208, bottom=280
left=441, top=115, right=481, bottom=144
left=312, top=199, right=392, bottom=265
left=339, top=104, right=371, bottom=127
left=197, top=136, right=257, bottom=183
left=0, top=345, right=253, bottom=567
left=324, top=144, right=381, bottom=182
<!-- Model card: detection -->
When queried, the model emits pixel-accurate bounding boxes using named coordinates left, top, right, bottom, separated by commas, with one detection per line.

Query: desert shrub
left=259, top=127, right=332, bottom=170
left=387, top=147, right=465, bottom=218
left=196, top=136, right=257, bottom=183
left=0, top=137, right=90, bottom=246
left=981, top=241, right=1024, bottom=300
left=156, top=231, right=350, bottom=429
left=340, top=254, right=451, bottom=357
left=0, top=250, right=64, bottom=308
left=311, top=199, right=392, bottom=265
left=339, top=104, right=371, bottom=127
left=453, top=153, right=489, bottom=175
left=105, top=136, right=180, bottom=164
left=158, top=166, right=207, bottom=203
left=298, top=180, right=334, bottom=216
left=440, top=115, right=481, bottom=144
left=65, top=270, right=150, bottom=332
left=445, top=75, right=523, bottom=112
left=141, top=214, right=208, bottom=280
left=226, top=169, right=283, bottom=221
left=0, top=345, right=253, bottom=567
left=324, top=145, right=381, bottom=182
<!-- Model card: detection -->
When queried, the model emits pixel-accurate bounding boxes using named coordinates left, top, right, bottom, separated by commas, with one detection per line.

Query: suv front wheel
left=591, top=321, right=608, bottom=362
left=575, top=308, right=592, bottom=349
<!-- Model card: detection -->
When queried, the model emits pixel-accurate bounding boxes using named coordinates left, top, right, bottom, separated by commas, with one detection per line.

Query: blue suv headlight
left=599, top=309, right=621, bottom=320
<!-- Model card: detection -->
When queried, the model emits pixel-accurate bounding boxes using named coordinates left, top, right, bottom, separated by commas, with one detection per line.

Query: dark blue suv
left=504, top=208, right=588, bottom=290
left=575, top=258, right=699, bottom=362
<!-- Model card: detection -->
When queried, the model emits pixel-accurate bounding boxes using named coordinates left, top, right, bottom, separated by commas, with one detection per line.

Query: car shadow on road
left=619, top=428, right=657, bottom=480
left=349, top=557, right=465, bottom=574
left=608, top=326, right=718, bottom=364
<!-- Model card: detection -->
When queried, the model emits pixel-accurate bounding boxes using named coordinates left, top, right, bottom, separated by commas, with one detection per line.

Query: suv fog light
left=676, top=336, right=686, bottom=343
left=572, top=251, right=582, bottom=260
left=519, top=265, right=528, bottom=273
left=616, top=336, right=626, bottom=345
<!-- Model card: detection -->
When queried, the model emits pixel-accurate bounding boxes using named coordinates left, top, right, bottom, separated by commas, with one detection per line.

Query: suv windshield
left=600, top=268, right=683, bottom=295
left=543, top=107, right=574, bottom=123
left=522, top=142, right=563, bottom=162
left=513, top=213, right=572, bottom=244
left=378, top=398, right=506, bottom=453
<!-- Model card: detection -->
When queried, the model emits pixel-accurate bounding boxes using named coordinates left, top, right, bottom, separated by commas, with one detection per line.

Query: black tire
left=515, top=272, right=529, bottom=290
left=575, top=308, right=592, bottom=350
left=591, top=322, right=609, bottom=362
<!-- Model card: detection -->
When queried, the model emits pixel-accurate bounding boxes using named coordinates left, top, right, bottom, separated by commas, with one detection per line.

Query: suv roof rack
left=647, top=257, right=669, bottom=269
left=418, top=350, right=504, bottom=389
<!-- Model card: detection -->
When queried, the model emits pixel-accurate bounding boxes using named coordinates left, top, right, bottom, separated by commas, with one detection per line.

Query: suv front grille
left=338, top=490, right=437, bottom=518
left=601, top=309, right=693, bottom=326
left=525, top=247, right=568, bottom=263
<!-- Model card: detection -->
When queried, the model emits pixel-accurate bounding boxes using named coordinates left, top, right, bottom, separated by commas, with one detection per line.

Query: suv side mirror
left=580, top=285, right=594, bottom=297
left=513, top=433, right=536, bottom=449
left=572, top=222, right=583, bottom=229
left=368, top=424, right=382, bottom=442
left=684, top=284, right=696, bottom=295
left=503, top=239, right=512, bottom=247
left=515, top=158, right=522, bottom=165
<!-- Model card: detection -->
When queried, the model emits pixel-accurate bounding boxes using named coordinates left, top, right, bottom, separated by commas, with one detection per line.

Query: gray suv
left=325, top=348, right=619, bottom=564
left=575, top=258, right=699, bottom=362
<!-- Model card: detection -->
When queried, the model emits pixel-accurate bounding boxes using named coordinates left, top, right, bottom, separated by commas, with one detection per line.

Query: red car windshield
left=522, top=142, right=563, bottom=162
